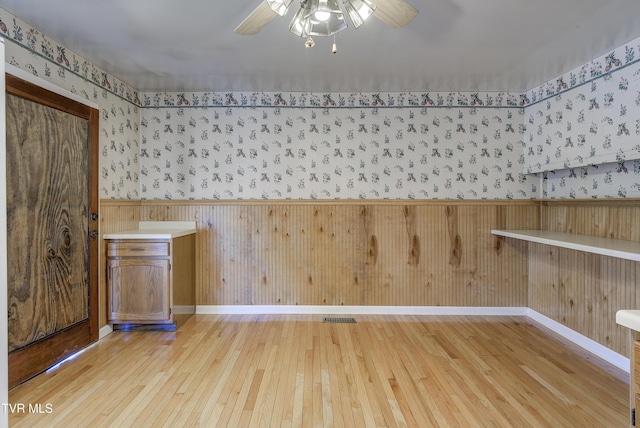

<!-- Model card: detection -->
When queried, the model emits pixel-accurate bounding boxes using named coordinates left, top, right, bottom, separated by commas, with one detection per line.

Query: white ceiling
left=2, top=0, right=640, bottom=94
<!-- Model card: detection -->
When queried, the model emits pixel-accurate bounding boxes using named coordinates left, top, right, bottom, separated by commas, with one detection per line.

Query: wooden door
left=6, top=74, right=99, bottom=387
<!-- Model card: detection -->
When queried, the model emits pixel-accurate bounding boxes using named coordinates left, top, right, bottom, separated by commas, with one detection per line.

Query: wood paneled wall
left=99, top=200, right=538, bottom=327
left=100, top=198, right=640, bottom=358
left=528, top=199, right=640, bottom=356
left=542, top=199, right=640, bottom=240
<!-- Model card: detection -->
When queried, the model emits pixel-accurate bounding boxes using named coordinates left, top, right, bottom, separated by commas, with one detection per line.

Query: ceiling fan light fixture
left=306, top=0, right=347, bottom=36
left=313, top=0, right=342, bottom=21
left=289, top=0, right=313, bottom=36
left=290, top=0, right=347, bottom=37
left=267, top=0, right=294, bottom=16
left=343, top=0, right=376, bottom=28
left=236, top=0, right=417, bottom=37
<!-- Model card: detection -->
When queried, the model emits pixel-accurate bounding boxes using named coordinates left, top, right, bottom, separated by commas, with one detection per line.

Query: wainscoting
left=100, top=198, right=640, bottom=360
left=528, top=199, right=640, bottom=357
left=100, top=200, right=537, bottom=324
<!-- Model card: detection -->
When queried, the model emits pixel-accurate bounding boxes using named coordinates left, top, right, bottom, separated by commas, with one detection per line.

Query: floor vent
left=323, top=317, right=356, bottom=323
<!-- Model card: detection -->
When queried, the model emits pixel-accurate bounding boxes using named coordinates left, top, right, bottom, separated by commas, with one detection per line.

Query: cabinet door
left=108, top=258, right=171, bottom=323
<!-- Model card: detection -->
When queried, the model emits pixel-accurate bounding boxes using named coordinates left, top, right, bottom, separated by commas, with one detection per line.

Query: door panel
left=6, top=74, right=99, bottom=388
left=7, top=94, right=89, bottom=349
left=108, top=258, right=170, bottom=322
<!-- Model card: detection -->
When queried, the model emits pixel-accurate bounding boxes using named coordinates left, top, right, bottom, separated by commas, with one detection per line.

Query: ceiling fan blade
left=373, top=0, right=419, bottom=29
left=235, top=1, right=278, bottom=35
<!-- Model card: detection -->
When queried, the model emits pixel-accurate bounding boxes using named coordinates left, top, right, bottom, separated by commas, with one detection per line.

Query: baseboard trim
left=526, top=309, right=629, bottom=373
left=195, top=305, right=528, bottom=316
left=194, top=305, right=629, bottom=373
left=99, top=324, right=113, bottom=340
left=174, top=305, right=196, bottom=315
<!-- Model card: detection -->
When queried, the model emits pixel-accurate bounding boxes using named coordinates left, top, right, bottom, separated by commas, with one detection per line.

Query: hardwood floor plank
left=272, top=316, right=301, bottom=427
left=8, top=315, right=629, bottom=427
left=319, top=339, right=335, bottom=427
left=336, top=323, right=377, bottom=427
left=289, top=319, right=307, bottom=427
left=358, top=323, right=408, bottom=427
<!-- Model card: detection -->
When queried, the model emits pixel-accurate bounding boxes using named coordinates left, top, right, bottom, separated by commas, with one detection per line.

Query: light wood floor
left=9, top=314, right=629, bottom=427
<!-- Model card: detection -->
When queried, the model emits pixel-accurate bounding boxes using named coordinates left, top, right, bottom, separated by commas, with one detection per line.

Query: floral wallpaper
left=3, top=5, right=640, bottom=200
left=140, top=99, right=531, bottom=199
left=0, top=9, right=141, bottom=199
left=524, top=36, right=640, bottom=199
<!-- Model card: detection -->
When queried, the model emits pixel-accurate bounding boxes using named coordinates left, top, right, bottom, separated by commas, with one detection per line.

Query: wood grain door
left=6, top=74, right=99, bottom=388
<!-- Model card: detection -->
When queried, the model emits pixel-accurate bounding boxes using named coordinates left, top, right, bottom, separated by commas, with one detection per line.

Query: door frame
left=6, top=73, right=99, bottom=388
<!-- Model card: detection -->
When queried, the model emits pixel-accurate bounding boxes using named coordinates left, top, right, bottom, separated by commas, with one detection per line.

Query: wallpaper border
left=524, top=37, right=640, bottom=107
left=141, top=91, right=525, bottom=110
left=0, top=9, right=140, bottom=106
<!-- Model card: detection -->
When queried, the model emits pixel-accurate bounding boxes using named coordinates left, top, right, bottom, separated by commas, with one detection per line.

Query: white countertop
left=103, top=221, right=196, bottom=240
left=491, top=229, right=640, bottom=262
left=616, top=310, right=640, bottom=332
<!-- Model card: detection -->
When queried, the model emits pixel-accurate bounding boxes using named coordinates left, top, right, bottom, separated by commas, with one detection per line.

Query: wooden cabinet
left=106, top=234, right=195, bottom=329
left=108, top=255, right=171, bottom=323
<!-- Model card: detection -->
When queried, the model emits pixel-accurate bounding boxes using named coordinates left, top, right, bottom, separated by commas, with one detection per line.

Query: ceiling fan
left=235, top=0, right=419, bottom=36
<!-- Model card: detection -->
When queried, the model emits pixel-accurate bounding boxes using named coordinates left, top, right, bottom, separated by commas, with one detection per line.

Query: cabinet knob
left=91, top=213, right=99, bottom=221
